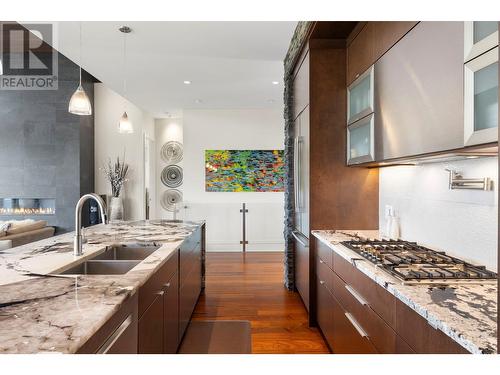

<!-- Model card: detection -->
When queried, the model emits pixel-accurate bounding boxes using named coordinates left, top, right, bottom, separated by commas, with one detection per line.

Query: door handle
left=293, top=136, right=300, bottom=211
left=345, top=312, right=368, bottom=338
left=345, top=284, right=368, bottom=306
left=292, top=231, right=309, bottom=248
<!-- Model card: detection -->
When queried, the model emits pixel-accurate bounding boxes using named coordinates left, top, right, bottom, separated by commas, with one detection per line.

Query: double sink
left=56, top=245, right=160, bottom=275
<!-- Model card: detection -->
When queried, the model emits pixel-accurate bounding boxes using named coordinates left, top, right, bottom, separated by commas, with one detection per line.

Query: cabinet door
left=464, top=47, right=499, bottom=146
left=138, top=294, right=164, bottom=354
left=293, top=50, right=310, bottom=120
left=464, top=21, right=499, bottom=62
left=347, top=113, right=375, bottom=165
left=373, top=21, right=418, bottom=60
left=347, top=66, right=374, bottom=124
left=316, top=277, right=334, bottom=351
left=163, top=271, right=179, bottom=354
left=347, top=23, right=375, bottom=85
left=179, top=254, right=202, bottom=340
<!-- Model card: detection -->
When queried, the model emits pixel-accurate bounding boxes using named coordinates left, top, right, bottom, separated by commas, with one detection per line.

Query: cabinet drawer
left=333, top=251, right=395, bottom=327
left=139, top=250, right=178, bottom=318
left=330, top=287, right=377, bottom=354
left=396, top=300, right=469, bottom=354
left=332, top=269, right=399, bottom=354
left=180, top=242, right=201, bottom=286
left=316, top=239, right=333, bottom=270
left=295, top=234, right=309, bottom=310
left=316, top=255, right=334, bottom=295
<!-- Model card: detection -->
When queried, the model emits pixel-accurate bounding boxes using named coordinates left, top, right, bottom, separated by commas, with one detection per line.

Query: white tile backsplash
left=379, top=157, right=498, bottom=271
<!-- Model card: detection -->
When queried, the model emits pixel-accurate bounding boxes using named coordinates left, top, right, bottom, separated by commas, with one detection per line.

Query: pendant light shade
left=69, top=23, right=92, bottom=116
left=118, top=111, right=134, bottom=134
left=68, top=75, right=92, bottom=115
left=118, top=26, right=134, bottom=134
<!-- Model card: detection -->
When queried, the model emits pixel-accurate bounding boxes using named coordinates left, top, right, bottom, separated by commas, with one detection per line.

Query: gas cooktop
left=340, top=239, right=497, bottom=283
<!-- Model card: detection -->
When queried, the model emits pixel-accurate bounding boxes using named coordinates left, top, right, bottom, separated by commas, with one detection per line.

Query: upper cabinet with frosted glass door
left=464, top=22, right=499, bottom=146
left=347, top=65, right=375, bottom=164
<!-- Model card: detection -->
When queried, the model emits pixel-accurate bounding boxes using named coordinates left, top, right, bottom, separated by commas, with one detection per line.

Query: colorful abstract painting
left=205, top=150, right=285, bottom=192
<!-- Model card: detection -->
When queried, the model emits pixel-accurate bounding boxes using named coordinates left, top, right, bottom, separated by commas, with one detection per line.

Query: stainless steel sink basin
left=58, top=260, right=141, bottom=275
left=92, top=245, right=159, bottom=261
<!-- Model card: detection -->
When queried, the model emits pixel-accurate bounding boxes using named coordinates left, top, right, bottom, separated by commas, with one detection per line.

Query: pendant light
left=68, top=22, right=92, bottom=116
left=118, top=26, right=134, bottom=134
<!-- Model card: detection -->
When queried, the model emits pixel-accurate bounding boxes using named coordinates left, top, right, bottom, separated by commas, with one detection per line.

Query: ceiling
left=31, top=22, right=297, bottom=117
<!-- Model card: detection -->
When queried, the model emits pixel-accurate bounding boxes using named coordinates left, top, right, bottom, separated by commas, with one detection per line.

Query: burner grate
left=341, top=239, right=497, bottom=281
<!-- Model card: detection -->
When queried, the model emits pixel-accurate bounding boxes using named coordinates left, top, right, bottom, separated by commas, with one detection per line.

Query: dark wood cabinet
left=331, top=290, right=378, bottom=354
left=316, top=277, right=334, bottom=351
left=77, top=293, right=138, bottom=354
left=164, top=270, right=179, bottom=354
left=179, top=232, right=203, bottom=341
left=138, top=293, right=164, bottom=353
left=396, top=300, right=469, bottom=354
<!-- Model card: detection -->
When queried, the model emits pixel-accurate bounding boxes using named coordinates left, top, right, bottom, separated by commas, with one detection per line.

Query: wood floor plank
left=192, top=252, right=330, bottom=354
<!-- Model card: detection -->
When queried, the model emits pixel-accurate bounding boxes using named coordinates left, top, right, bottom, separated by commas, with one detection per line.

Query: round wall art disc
left=161, top=189, right=183, bottom=211
left=160, top=141, right=183, bottom=164
left=161, top=165, right=183, bottom=188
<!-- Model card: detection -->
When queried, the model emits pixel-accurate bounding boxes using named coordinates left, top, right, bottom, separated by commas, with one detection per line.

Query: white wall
left=182, top=109, right=285, bottom=251
left=379, top=157, right=498, bottom=271
left=94, top=83, right=155, bottom=220
left=155, top=117, right=184, bottom=220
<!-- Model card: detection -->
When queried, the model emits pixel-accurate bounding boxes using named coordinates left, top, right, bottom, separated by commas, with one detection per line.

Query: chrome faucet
left=74, top=193, right=108, bottom=256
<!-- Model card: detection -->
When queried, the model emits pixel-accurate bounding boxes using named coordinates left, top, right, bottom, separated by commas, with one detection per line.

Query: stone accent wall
left=0, top=53, right=95, bottom=233
left=283, top=22, right=313, bottom=290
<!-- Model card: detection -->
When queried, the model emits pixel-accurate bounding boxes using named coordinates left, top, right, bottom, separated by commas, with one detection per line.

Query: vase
left=109, top=196, right=124, bottom=221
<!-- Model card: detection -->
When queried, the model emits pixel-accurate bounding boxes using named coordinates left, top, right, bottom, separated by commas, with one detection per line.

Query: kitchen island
left=312, top=230, right=497, bottom=354
left=0, top=220, right=205, bottom=354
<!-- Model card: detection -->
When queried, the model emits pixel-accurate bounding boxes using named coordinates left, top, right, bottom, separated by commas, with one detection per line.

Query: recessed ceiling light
left=272, top=81, right=279, bottom=85
left=183, top=80, right=192, bottom=85
left=195, top=99, right=203, bottom=104
left=267, top=99, right=275, bottom=103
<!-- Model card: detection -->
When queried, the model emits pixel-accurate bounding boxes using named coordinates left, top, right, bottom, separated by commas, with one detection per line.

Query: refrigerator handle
left=294, top=136, right=300, bottom=212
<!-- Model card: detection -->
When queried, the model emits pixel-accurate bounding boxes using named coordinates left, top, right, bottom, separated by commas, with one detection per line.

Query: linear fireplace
left=0, top=198, right=56, bottom=216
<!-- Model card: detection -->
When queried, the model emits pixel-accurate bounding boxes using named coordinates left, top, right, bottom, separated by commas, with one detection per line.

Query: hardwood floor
left=192, top=252, right=330, bottom=354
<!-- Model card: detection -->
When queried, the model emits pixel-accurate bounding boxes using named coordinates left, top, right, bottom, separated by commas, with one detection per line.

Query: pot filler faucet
left=74, top=193, right=108, bottom=256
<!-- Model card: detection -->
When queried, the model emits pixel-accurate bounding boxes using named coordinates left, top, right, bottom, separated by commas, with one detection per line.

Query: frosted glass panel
left=474, top=62, right=498, bottom=131
left=349, top=74, right=371, bottom=120
left=473, top=22, right=498, bottom=44
left=349, top=120, right=371, bottom=159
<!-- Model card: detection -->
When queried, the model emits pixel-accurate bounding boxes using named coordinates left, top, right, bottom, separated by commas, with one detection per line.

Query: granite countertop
left=0, top=220, right=203, bottom=354
left=312, top=230, right=498, bottom=354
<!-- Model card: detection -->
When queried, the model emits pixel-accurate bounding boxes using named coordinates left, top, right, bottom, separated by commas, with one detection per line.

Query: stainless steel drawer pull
left=164, top=282, right=171, bottom=288
left=319, top=259, right=325, bottom=264
left=156, top=290, right=165, bottom=296
left=345, top=312, right=368, bottom=338
left=345, top=284, right=368, bottom=306
left=96, top=315, right=132, bottom=354
left=319, top=280, right=325, bottom=285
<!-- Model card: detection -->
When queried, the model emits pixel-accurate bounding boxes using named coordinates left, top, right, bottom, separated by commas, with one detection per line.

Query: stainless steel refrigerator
left=292, top=106, right=310, bottom=310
